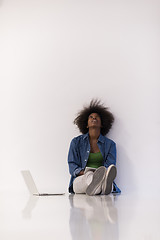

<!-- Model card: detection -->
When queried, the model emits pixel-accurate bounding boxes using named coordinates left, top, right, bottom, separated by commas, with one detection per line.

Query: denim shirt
left=67, top=133, right=121, bottom=194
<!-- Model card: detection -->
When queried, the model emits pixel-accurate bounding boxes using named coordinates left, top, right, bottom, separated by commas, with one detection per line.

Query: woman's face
left=87, top=113, right=102, bottom=129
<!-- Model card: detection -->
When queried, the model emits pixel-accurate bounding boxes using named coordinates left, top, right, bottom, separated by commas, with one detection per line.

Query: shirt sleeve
left=104, top=141, right=116, bottom=168
left=67, top=138, right=83, bottom=177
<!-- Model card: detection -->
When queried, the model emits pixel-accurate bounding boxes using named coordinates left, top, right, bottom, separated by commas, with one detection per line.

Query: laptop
left=21, top=170, right=65, bottom=196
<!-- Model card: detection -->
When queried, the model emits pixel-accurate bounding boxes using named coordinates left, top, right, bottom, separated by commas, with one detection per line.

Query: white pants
left=73, top=170, right=102, bottom=194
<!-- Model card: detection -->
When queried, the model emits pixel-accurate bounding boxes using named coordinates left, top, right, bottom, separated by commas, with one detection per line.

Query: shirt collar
left=83, top=132, right=105, bottom=143
left=98, top=134, right=105, bottom=143
left=83, top=132, right=89, bottom=140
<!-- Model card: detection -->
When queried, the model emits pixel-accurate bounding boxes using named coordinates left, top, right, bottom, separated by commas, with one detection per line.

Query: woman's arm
left=104, top=141, right=116, bottom=168
left=68, top=139, right=84, bottom=177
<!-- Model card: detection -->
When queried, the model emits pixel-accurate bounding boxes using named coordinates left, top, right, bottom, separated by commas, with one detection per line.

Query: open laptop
left=21, top=170, right=65, bottom=196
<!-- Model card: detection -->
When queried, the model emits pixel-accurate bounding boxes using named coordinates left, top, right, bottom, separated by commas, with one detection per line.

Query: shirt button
left=87, top=150, right=89, bottom=153
left=85, top=159, right=87, bottom=162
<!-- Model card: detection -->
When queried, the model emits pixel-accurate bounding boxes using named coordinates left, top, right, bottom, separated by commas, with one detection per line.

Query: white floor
left=1, top=191, right=160, bottom=240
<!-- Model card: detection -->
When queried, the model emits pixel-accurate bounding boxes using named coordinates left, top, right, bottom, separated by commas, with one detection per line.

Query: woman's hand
left=78, top=170, right=84, bottom=176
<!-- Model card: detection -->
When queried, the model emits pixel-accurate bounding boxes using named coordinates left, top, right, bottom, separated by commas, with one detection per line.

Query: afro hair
left=74, top=99, right=114, bottom=136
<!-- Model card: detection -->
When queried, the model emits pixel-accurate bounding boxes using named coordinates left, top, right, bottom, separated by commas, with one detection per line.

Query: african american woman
left=67, top=99, right=121, bottom=196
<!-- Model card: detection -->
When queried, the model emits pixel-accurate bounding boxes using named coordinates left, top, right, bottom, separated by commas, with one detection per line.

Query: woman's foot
left=86, top=166, right=106, bottom=196
left=101, top=165, right=117, bottom=195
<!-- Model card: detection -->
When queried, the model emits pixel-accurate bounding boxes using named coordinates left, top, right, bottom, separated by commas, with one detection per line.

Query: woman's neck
left=89, top=128, right=100, bottom=140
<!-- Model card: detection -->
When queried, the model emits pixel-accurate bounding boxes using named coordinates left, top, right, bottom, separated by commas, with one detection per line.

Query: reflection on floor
left=69, top=194, right=118, bottom=240
left=1, top=191, right=160, bottom=240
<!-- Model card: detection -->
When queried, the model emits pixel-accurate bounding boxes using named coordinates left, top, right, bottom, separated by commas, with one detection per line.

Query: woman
left=68, top=99, right=121, bottom=195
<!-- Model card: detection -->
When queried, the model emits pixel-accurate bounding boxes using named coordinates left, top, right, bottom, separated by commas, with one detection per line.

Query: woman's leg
left=73, top=171, right=94, bottom=194
left=73, top=166, right=107, bottom=195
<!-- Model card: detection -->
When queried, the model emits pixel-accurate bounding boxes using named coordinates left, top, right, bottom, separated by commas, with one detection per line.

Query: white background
left=0, top=0, right=160, bottom=195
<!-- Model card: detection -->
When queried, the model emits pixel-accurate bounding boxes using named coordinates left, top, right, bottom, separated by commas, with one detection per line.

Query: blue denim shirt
left=68, top=133, right=121, bottom=194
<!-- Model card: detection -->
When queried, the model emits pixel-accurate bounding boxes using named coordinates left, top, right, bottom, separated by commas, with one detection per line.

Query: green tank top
left=86, top=152, right=103, bottom=168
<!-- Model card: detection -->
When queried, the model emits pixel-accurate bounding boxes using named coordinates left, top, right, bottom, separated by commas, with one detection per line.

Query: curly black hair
left=74, top=99, right=114, bottom=136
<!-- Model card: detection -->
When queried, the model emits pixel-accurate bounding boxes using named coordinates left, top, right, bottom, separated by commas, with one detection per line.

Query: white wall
left=0, top=0, right=160, bottom=195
